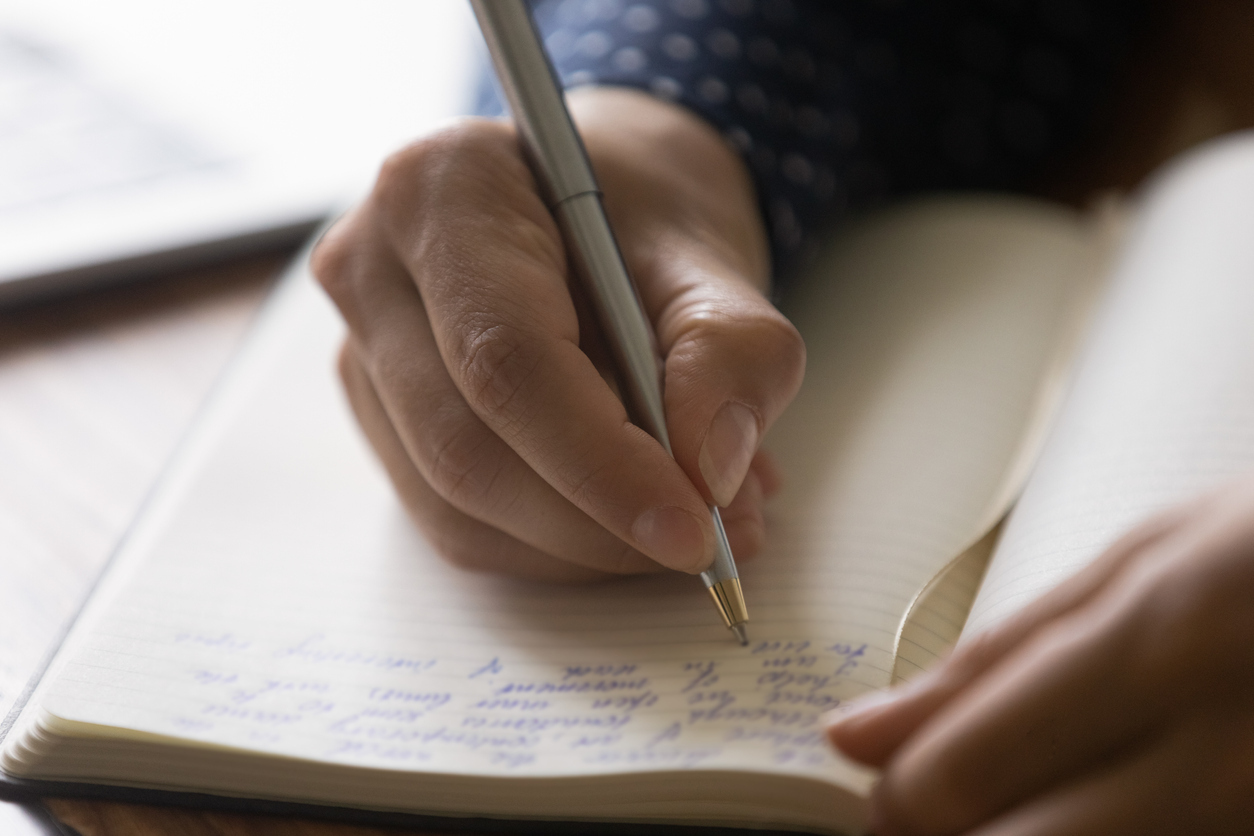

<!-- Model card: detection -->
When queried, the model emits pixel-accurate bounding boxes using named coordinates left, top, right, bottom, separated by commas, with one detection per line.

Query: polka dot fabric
left=526, top=0, right=1147, bottom=278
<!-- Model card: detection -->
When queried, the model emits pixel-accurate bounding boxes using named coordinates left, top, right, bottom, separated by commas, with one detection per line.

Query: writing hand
left=313, top=88, right=803, bottom=582
left=827, top=477, right=1254, bottom=835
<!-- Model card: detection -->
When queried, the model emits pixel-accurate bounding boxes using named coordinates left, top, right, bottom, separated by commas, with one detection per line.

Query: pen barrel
left=470, top=0, right=599, bottom=205
left=472, top=0, right=670, bottom=449
left=702, top=508, right=740, bottom=582
left=555, top=195, right=669, bottom=448
left=471, top=0, right=747, bottom=635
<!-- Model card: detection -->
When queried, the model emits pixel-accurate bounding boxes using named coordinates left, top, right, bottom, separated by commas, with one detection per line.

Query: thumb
left=570, top=86, right=802, bottom=509
left=653, top=250, right=806, bottom=507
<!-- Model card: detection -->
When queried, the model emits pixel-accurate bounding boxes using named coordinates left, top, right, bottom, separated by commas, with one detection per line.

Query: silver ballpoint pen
left=470, top=0, right=749, bottom=645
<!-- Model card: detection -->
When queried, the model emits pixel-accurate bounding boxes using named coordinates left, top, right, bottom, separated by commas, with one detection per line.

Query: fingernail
left=632, top=506, right=710, bottom=571
left=699, top=402, right=760, bottom=507
left=821, top=689, right=902, bottom=730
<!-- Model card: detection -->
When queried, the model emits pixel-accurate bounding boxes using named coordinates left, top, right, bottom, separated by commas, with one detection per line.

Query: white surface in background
left=0, top=0, right=479, bottom=190
left=0, top=0, right=479, bottom=288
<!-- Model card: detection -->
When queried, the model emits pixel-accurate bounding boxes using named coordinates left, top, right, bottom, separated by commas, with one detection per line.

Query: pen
left=470, top=0, right=749, bottom=645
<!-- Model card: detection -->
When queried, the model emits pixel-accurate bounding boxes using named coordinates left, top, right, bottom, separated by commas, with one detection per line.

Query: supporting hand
left=829, top=477, right=1254, bottom=835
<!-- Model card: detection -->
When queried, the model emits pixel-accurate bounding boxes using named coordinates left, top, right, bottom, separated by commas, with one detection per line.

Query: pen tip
left=731, top=623, right=748, bottom=646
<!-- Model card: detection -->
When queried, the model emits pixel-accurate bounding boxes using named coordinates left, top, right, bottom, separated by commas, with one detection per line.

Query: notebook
left=5, top=132, right=1254, bottom=836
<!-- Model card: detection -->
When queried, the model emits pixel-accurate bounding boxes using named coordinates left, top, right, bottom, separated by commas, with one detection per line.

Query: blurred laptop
left=0, top=0, right=477, bottom=306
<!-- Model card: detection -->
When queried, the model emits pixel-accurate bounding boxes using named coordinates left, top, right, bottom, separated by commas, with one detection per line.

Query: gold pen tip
left=731, top=623, right=748, bottom=646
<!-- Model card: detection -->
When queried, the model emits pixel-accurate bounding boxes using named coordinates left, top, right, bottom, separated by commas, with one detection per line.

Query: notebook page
left=776, top=197, right=1104, bottom=678
left=5, top=197, right=1093, bottom=793
left=891, top=526, right=1000, bottom=684
left=0, top=266, right=268, bottom=723
left=965, top=135, right=1254, bottom=636
left=886, top=199, right=1126, bottom=679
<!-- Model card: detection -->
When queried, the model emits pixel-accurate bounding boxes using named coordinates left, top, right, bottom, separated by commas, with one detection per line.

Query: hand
left=827, top=476, right=1254, bottom=835
left=312, top=87, right=803, bottom=582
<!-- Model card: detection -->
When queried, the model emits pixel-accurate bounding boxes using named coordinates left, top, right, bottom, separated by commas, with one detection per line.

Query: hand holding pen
left=311, top=21, right=804, bottom=618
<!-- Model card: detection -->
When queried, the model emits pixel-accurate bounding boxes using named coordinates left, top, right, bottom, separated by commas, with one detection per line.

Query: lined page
left=6, top=197, right=1095, bottom=791
left=965, top=136, right=1254, bottom=636
left=0, top=264, right=269, bottom=723
left=892, top=525, right=1000, bottom=684
left=776, top=197, right=1103, bottom=676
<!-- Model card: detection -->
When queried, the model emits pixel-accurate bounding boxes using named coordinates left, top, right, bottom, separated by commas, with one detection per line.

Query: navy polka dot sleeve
left=522, top=0, right=1147, bottom=279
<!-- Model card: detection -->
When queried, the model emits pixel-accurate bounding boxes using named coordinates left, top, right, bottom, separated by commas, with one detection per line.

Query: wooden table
left=3, top=3, right=1253, bottom=833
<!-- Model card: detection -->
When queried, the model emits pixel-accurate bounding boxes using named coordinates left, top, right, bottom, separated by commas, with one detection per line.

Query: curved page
left=966, top=134, right=1254, bottom=636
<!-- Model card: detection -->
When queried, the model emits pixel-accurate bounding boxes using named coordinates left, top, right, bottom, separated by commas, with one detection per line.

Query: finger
left=337, top=341, right=609, bottom=583
left=613, top=212, right=803, bottom=509
left=870, top=550, right=1202, bottom=836
left=953, top=745, right=1177, bottom=836
left=317, top=208, right=666, bottom=577
left=752, top=449, right=784, bottom=499
left=1126, top=475, right=1254, bottom=698
left=828, top=505, right=1192, bottom=766
left=373, top=121, right=717, bottom=572
left=718, top=465, right=767, bottom=562
left=656, top=265, right=806, bottom=508
left=959, top=705, right=1254, bottom=836
left=572, top=87, right=803, bottom=510
left=870, top=616, right=1153, bottom=834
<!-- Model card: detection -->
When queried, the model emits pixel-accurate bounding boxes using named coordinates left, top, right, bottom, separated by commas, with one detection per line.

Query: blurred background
left=0, top=0, right=477, bottom=304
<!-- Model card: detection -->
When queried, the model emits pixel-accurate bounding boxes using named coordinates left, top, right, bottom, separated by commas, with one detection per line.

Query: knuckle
left=560, top=455, right=617, bottom=512
left=1126, top=563, right=1239, bottom=692
left=752, top=311, right=807, bottom=389
left=373, top=136, right=440, bottom=217
left=456, top=320, right=546, bottom=423
left=392, top=468, right=505, bottom=576
left=670, top=301, right=807, bottom=400
left=421, top=410, right=509, bottom=514
left=947, top=624, right=1006, bottom=679
left=361, top=337, right=532, bottom=519
left=368, top=347, right=426, bottom=410
left=310, top=218, right=361, bottom=306
left=335, top=340, right=359, bottom=391
left=369, top=121, right=563, bottom=291
left=373, top=119, right=519, bottom=221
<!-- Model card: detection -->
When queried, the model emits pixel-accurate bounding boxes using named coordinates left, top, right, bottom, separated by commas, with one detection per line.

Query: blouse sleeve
left=526, top=0, right=1145, bottom=280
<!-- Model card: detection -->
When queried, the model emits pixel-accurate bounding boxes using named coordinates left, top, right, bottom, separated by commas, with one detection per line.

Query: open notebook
left=5, top=133, right=1254, bottom=835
